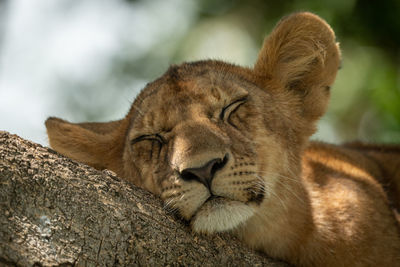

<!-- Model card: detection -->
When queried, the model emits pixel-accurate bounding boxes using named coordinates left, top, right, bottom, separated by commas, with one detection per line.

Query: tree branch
left=0, top=131, right=289, bottom=266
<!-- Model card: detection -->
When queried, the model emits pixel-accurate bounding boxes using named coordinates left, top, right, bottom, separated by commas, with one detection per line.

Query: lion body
left=238, top=142, right=400, bottom=266
left=46, top=12, right=400, bottom=266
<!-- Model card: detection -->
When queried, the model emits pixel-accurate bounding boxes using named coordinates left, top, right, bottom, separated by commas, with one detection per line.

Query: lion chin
left=191, top=197, right=255, bottom=234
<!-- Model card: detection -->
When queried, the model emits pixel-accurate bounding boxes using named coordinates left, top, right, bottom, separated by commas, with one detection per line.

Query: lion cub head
left=46, top=12, right=340, bottom=233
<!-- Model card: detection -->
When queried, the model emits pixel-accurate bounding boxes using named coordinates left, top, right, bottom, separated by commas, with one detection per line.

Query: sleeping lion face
left=46, top=12, right=339, bottom=234
left=124, top=62, right=295, bottom=233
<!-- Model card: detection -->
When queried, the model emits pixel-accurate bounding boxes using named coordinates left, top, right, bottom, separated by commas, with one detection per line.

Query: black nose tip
left=180, top=155, right=228, bottom=189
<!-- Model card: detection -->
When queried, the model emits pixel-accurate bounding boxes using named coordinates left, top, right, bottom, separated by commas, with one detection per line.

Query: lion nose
left=180, top=155, right=228, bottom=189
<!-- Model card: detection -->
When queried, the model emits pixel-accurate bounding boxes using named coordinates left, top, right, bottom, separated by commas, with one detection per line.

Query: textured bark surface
left=0, top=131, right=289, bottom=267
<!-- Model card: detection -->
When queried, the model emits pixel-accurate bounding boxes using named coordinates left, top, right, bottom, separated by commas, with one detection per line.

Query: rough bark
left=0, top=131, right=289, bottom=267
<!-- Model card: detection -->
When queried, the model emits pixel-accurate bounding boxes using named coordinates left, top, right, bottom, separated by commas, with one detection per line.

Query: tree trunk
left=0, top=131, right=289, bottom=267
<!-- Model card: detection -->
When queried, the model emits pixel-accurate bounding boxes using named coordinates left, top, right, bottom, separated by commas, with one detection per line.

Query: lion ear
left=45, top=117, right=128, bottom=175
left=254, top=12, right=341, bottom=121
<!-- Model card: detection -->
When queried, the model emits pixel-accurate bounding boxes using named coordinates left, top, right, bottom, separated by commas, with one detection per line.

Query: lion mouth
left=191, top=196, right=255, bottom=234
left=204, top=195, right=224, bottom=204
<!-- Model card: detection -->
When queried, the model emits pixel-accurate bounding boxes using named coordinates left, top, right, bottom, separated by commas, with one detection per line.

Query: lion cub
left=46, top=12, right=400, bottom=266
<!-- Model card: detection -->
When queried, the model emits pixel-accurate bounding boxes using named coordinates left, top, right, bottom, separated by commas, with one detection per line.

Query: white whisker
left=253, top=174, right=287, bottom=210
left=274, top=178, right=305, bottom=204
left=163, top=199, right=179, bottom=214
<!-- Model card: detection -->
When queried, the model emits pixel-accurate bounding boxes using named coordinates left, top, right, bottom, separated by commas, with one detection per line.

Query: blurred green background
left=1, top=0, right=399, bottom=144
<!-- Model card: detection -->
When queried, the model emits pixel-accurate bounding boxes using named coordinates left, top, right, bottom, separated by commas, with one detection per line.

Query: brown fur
left=45, top=12, right=400, bottom=266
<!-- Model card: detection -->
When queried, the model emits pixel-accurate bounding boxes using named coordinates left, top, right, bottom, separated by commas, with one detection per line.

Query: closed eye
left=220, top=97, right=247, bottom=121
left=131, top=134, right=166, bottom=145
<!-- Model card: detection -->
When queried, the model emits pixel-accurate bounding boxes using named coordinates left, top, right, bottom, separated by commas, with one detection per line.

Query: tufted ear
left=45, top=117, right=128, bottom=175
left=254, top=12, right=341, bottom=122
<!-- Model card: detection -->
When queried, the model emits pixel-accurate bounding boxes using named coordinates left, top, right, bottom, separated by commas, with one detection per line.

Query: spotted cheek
left=212, top=155, right=258, bottom=199
left=161, top=178, right=210, bottom=220
left=212, top=177, right=255, bottom=202
left=213, top=175, right=265, bottom=204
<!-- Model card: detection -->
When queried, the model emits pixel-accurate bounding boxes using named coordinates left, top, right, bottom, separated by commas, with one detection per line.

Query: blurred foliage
left=63, top=0, right=400, bottom=143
